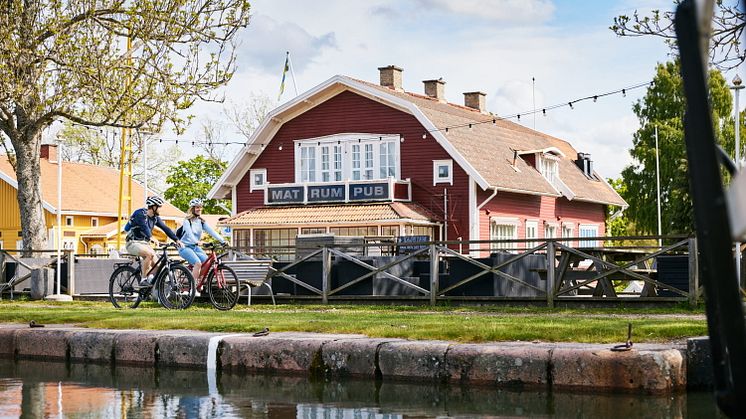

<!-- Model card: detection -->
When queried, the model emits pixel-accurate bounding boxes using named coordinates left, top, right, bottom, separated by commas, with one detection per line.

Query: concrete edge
left=2, top=325, right=700, bottom=394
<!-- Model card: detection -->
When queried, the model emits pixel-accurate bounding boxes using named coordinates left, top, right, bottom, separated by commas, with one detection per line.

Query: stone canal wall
left=0, top=324, right=698, bottom=394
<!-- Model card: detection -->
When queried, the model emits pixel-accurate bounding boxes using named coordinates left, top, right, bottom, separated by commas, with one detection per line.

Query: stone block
left=321, top=338, right=403, bottom=378
left=14, top=328, right=72, bottom=360
left=687, top=336, right=713, bottom=390
left=68, top=330, right=117, bottom=363
left=378, top=340, right=451, bottom=381
left=446, top=343, right=551, bottom=388
left=156, top=332, right=216, bottom=368
left=551, top=344, right=685, bottom=393
left=0, top=328, right=16, bottom=358
left=113, top=330, right=164, bottom=366
left=220, top=334, right=330, bottom=374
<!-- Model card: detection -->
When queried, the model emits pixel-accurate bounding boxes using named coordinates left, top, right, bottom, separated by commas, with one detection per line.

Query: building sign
left=267, top=181, right=396, bottom=205
left=307, top=185, right=345, bottom=203
left=267, top=186, right=304, bottom=204
left=348, top=183, right=389, bottom=201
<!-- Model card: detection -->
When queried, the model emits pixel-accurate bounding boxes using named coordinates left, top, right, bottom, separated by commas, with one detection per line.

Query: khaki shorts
left=125, top=240, right=153, bottom=257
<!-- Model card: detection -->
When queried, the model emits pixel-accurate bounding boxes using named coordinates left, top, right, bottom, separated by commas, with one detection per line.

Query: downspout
left=477, top=187, right=498, bottom=211
left=443, top=188, right=448, bottom=241
left=79, top=235, right=88, bottom=255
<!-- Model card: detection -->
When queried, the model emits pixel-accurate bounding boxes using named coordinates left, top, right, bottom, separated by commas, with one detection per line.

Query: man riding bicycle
left=125, top=196, right=182, bottom=287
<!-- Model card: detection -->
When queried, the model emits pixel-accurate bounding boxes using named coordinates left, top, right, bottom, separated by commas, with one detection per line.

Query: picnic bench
left=221, top=259, right=276, bottom=305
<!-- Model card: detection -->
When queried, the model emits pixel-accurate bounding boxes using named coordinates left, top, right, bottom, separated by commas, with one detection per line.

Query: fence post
left=321, top=246, right=330, bottom=304
left=547, top=240, right=555, bottom=308
left=688, top=237, right=699, bottom=307
left=64, top=249, right=75, bottom=296
left=430, top=244, right=439, bottom=306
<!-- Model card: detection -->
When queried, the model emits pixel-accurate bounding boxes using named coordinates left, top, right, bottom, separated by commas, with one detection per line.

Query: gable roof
left=0, top=156, right=184, bottom=218
left=210, top=75, right=626, bottom=207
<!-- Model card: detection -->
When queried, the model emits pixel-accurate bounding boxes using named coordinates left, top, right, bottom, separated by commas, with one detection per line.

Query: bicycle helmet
left=145, top=196, right=164, bottom=207
left=189, top=198, right=204, bottom=207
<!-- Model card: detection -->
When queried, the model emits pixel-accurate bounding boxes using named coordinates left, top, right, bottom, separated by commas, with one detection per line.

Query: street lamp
left=731, top=74, right=743, bottom=288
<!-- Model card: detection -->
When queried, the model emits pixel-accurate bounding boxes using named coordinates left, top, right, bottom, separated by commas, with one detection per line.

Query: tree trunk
left=10, top=131, right=47, bottom=257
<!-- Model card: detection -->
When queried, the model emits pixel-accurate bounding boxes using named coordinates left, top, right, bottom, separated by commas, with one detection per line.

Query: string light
left=593, top=95, right=597, bottom=102
left=568, top=102, right=573, bottom=109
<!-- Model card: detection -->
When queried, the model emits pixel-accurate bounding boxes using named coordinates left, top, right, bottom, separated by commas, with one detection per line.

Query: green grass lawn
left=0, top=300, right=707, bottom=344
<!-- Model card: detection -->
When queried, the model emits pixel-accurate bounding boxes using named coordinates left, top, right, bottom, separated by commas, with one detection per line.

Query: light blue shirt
left=181, top=217, right=224, bottom=246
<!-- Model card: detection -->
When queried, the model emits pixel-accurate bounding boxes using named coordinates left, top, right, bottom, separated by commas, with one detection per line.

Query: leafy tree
left=611, top=1, right=744, bottom=70
left=621, top=61, right=735, bottom=235
left=164, top=156, right=228, bottom=214
left=0, top=1, right=250, bottom=254
left=606, top=178, right=631, bottom=237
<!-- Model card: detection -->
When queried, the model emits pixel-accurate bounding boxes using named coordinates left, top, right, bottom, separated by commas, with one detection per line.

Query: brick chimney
left=378, top=65, right=403, bottom=91
left=464, top=91, right=487, bottom=113
left=423, top=78, right=446, bottom=102
left=40, top=144, right=58, bottom=162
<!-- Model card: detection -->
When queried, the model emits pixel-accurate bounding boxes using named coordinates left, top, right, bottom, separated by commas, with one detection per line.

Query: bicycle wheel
left=109, top=265, right=142, bottom=309
left=207, top=265, right=240, bottom=311
left=156, top=264, right=195, bottom=309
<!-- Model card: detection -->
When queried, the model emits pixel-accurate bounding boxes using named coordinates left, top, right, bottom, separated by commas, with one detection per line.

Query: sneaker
left=138, top=274, right=154, bottom=288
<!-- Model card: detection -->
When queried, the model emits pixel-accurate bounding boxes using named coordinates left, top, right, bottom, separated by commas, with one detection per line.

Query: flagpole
left=287, top=51, right=299, bottom=96
left=655, top=125, right=662, bottom=247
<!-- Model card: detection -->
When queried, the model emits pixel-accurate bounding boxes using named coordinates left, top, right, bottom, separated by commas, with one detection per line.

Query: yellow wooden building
left=0, top=144, right=184, bottom=254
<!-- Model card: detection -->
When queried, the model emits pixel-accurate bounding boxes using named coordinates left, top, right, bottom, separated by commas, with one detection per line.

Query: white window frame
left=433, top=159, right=453, bottom=185
left=91, top=217, right=99, bottom=227
left=525, top=220, right=538, bottom=249
left=250, top=168, right=267, bottom=192
left=561, top=222, right=574, bottom=247
left=579, top=224, right=599, bottom=248
left=0, top=241, right=3, bottom=250
left=65, top=216, right=74, bottom=226
left=538, top=153, right=560, bottom=188
left=544, top=223, right=558, bottom=239
left=294, top=134, right=400, bottom=183
left=490, top=217, right=519, bottom=251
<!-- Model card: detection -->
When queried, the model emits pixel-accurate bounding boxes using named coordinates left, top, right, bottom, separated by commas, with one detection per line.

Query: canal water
left=0, top=359, right=723, bottom=418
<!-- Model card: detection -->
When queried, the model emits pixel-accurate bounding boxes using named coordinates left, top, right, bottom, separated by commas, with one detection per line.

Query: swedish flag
left=278, top=51, right=290, bottom=101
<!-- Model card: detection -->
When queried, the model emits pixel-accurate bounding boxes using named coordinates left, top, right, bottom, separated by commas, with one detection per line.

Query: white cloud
left=415, top=0, right=555, bottom=23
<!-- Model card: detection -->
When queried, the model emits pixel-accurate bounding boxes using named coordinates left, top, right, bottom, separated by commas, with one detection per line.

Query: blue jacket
left=180, top=217, right=225, bottom=246
left=125, top=208, right=179, bottom=242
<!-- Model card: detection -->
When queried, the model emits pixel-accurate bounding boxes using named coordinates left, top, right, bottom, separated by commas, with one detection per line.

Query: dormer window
left=539, top=154, right=559, bottom=186
left=295, top=133, right=400, bottom=183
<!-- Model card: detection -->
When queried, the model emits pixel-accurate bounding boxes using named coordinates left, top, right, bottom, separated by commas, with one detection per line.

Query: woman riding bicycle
left=178, top=198, right=227, bottom=285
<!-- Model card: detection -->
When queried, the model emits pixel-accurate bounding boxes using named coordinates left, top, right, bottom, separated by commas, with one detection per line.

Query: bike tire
left=207, top=265, right=240, bottom=311
left=109, top=265, right=142, bottom=309
left=156, top=264, right=196, bottom=309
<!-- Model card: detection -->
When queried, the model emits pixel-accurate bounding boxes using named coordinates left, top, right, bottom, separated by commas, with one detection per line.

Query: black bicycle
left=109, top=242, right=196, bottom=309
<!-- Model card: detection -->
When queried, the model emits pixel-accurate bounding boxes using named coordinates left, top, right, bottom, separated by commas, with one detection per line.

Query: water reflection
left=0, top=359, right=723, bottom=418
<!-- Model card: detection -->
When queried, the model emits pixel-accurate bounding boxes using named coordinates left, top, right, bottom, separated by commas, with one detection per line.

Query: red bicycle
left=191, top=243, right=240, bottom=310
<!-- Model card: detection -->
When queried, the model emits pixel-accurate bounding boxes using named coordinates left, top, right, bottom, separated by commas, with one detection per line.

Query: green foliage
left=620, top=61, right=737, bottom=235
left=164, top=155, right=228, bottom=214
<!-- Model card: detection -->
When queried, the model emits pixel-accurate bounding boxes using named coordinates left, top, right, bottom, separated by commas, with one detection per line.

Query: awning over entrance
left=219, top=202, right=440, bottom=227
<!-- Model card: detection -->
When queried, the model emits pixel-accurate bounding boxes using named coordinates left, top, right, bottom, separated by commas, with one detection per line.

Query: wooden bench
left=222, top=259, right=276, bottom=305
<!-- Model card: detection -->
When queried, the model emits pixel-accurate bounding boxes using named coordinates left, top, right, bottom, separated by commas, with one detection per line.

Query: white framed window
left=0, top=241, right=3, bottom=250
left=544, top=223, right=557, bottom=239
left=250, top=168, right=267, bottom=192
left=579, top=224, right=599, bottom=248
left=538, top=154, right=560, bottom=187
left=433, top=159, right=453, bottom=185
left=525, top=221, right=538, bottom=249
left=65, top=216, right=74, bottom=226
left=561, top=223, right=574, bottom=247
left=91, top=217, right=99, bottom=227
left=490, top=218, right=519, bottom=251
left=294, top=134, right=400, bottom=183
left=15, top=240, right=23, bottom=251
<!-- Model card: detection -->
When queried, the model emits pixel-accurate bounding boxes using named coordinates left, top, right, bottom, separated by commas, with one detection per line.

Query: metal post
left=321, top=246, right=330, bottom=304
left=429, top=244, right=439, bottom=306
left=546, top=240, right=555, bottom=308
left=65, top=249, right=75, bottom=296
left=731, top=75, right=743, bottom=288
left=688, top=237, right=699, bottom=307
left=56, top=141, right=62, bottom=294
left=655, top=126, right=662, bottom=248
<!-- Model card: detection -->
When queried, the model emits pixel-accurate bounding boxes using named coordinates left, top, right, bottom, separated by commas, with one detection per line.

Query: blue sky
left=179, top=0, right=742, bottom=180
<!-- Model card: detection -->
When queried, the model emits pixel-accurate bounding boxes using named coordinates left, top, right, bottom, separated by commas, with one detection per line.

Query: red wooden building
left=209, top=66, right=626, bottom=254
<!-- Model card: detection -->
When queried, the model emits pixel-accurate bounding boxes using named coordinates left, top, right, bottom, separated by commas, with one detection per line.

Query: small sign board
left=307, top=184, right=345, bottom=203
left=348, top=182, right=389, bottom=201
left=397, top=235, right=430, bottom=253
left=267, top=186, right=304, bottom=204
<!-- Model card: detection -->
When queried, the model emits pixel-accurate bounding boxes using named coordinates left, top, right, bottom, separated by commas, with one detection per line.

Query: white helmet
left=189, top=198, right=204, bottom=207
left=145, top=196, right=164, bottom=207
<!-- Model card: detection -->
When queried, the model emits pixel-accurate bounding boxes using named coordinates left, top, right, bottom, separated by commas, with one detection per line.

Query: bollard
left=30, top=267, right=53, bottom=300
